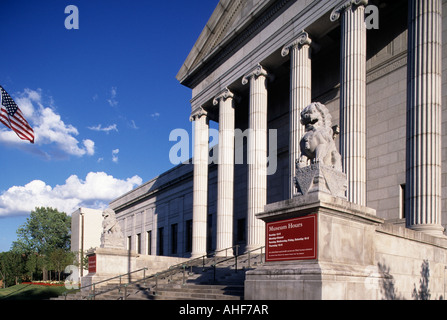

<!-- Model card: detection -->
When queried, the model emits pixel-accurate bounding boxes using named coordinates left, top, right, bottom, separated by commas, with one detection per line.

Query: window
left=171, top=223, right=178, bottom=254
left=185, top=220, right=192, bottom=253
left=136, top=233, right=141, bottom=254
left=147, top=230, right=152, bottom=255
left=158, top=227, right=164, bottom=256
left=400, top=184, right=406, bottom=219
left=207, top=214, right=213, bottom=252
left=127, top=236, right=132, bottom=251
left=237, top=218, right=246, bottom=243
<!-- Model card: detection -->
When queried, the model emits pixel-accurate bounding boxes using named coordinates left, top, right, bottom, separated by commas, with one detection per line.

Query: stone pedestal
left=81, top=247, right=138, bottom=291
left=294, top=163, right=347, bottom=199
left=245, top=192, right=385, bottom=300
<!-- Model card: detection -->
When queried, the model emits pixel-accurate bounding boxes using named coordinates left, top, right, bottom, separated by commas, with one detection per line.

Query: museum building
left=105, top=0, right=447, bottom=297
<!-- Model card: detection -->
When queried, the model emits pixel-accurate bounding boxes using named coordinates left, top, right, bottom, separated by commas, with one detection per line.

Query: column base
left=407, top=224, right=446, bottom=238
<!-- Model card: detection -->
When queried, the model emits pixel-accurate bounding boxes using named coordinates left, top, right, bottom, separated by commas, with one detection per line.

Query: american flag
left=0, top=86, right=34, bottom=143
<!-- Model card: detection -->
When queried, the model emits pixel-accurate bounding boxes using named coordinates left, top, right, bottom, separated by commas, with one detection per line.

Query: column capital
left=242, top=64, right=268, bottom=85
left=330, top=0, right=368, bottom=22
left=281, top=31, right=312, bottom=57
left=189, top=107, right=208, bottom=122
left=212, top=88, right=234, bottom=106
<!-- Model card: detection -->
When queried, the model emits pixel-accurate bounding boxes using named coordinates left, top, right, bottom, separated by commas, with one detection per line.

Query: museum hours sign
left=266, top=214, right=317, bottom=262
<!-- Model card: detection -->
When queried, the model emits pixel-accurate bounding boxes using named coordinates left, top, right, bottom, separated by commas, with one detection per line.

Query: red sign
left=88, top=254, right=96, bottom=273
left=266, top=214, right=317, bottom=262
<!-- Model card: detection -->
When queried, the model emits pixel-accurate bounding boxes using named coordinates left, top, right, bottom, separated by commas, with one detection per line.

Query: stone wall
left=245, top=193, right=447, bottom=300
left=375, top=224, right=447, bottom=299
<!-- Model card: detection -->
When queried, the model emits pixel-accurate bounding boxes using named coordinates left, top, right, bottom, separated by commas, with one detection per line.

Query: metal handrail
left=211, top=246, right=265, bottom=282
left=80, top=245, right=265, bottom=300
left=62, top=267, right=148, bottom=300
left=82, top=245, right=242, bottom=300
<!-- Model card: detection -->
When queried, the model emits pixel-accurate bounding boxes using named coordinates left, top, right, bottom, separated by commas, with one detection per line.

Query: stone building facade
left=110, top=0, right=447, bottom=264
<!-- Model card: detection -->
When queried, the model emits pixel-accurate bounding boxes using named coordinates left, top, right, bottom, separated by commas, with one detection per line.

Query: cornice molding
left=180, top=0, right=292, bottom=89
left=330, top=0, right=368, bottom=22
left=281, top=30, right=312, bottom=57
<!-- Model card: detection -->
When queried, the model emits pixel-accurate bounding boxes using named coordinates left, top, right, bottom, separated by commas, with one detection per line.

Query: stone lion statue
left=298, top=102, right=342, bottom=172
left=100, top=208, right=125, bottom=249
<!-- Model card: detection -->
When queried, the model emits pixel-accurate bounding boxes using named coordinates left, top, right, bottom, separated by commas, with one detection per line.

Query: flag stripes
left=0, top=86, right=34, bottom=143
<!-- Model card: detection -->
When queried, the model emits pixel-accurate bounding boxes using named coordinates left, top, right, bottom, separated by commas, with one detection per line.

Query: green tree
left=25, top=252, right=45, bottom=281
left=0, top=251, right=26, bottom=287
left=11, top=207, right=71, bottom=280
left=12, top=207, right=71, bottom=255
left=48, top=248, right=75, bottom=281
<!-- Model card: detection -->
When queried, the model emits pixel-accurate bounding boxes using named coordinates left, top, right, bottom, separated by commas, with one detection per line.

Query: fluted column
left=242, top=64, right=268, bottom=251
left=190, top=107, right=209, bottom=257
left=406, top=0, right=444, bottom=237
left=214, top=88, right=236, bottom=255
left=331, top=0, right=368, bottom=206
left=281, top=31, right=312, bottom=198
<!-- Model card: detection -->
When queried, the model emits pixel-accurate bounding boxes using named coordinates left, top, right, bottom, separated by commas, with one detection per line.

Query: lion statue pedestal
left=294, top=162, right=347, bottom=199
left=81, top=208, right=139, bottom=293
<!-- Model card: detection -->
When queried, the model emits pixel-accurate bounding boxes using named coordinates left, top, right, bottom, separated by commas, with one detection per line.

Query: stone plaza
left=73, top=0, right=447, bottom=299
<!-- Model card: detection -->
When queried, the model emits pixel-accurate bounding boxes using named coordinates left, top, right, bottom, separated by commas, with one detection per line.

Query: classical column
left=213, top=88, right=236, bottom=255
left=281, top=31, right=312, bottom=198
left=406, top=0, right=444, bottom=237
left=190, top=107, right=209, bottom=257
left=242, top=64, right=268, bottom=251
left=331, top=0, right=368, bottom=206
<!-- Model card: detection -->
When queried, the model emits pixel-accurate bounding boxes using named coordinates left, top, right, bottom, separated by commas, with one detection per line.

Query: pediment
left=176, top=0, right=274, bottom=86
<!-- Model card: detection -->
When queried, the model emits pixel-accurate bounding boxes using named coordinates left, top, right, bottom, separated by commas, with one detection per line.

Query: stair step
left=52, top=251, right=264, bottom=300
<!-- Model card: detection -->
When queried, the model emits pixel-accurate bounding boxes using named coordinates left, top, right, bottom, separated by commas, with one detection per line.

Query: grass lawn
left=0, top=284, right=75, bottom=300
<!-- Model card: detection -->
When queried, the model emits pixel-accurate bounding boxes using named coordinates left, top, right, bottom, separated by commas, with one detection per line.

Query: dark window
left=185, top=220, right=192, bottom=253
left=127, top=236, right=132, bottom=251
left=237, top=218, right=246, bottom=243
left=136, top=233, right=141, bottom=254
left=207, top=214, right=213, bottom=253
left=147, top=230, right=152, bottom=255
left=158, top=227, right=164, bottom=256
left=171, top=223, right=178, bottom=254
left=400, top=184, right=406, bottom=219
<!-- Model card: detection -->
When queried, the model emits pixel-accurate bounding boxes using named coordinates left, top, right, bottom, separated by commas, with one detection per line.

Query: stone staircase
left=53, top=249, right=264, bottom=300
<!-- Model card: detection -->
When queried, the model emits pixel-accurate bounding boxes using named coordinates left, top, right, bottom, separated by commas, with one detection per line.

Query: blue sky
left=0, top=0, right=219, bottom=252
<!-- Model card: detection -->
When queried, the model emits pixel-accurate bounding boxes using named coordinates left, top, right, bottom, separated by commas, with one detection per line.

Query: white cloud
left=83, top=139, right=95, bottom=156
left=112, top=148, right=119, bottom=163
left=88, top=124, right=118, bottom=134
left=0, top=88, right=95, bottom=158
left=0, top=172, right=142, bottom=217
left=107, top=87, right=118, bottom=107
left=129, top=120, right=138, bottom=130
left=150, top=112, right=160, bottom=119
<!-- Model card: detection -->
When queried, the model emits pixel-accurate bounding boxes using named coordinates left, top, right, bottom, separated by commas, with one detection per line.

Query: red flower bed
left=22, top=281, right=65, bottom=287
